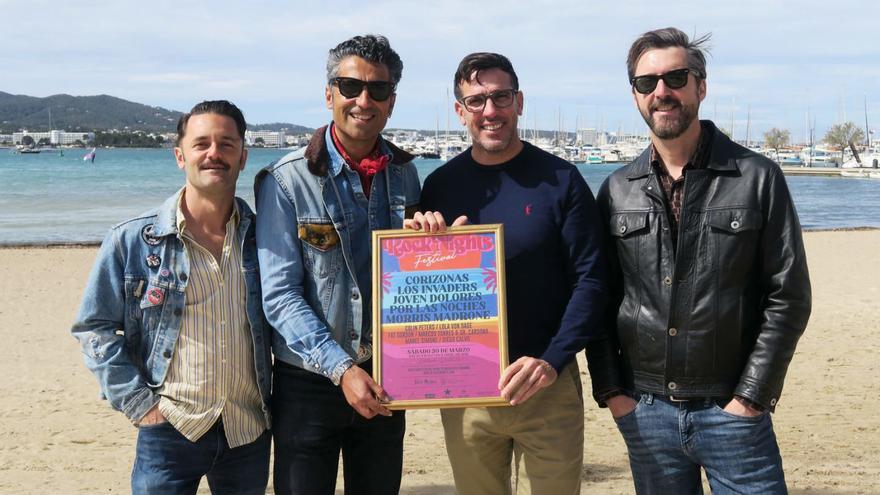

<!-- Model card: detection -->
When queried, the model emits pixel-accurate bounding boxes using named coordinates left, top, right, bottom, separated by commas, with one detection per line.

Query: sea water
left=1, top=147, right=878, bottom=245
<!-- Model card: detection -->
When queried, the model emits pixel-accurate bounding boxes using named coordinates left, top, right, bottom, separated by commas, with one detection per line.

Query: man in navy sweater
left=406, top=52, right=607, bottom=495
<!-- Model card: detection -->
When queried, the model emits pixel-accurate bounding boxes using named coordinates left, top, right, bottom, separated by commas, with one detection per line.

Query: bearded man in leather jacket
left=587, top=27, right=811, bottom=494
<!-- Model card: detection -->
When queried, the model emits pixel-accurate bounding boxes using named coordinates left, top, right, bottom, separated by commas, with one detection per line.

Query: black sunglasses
left=331, top=77, right=395, bottom=102
left=458, top=89, right=517, bottom=113
left=630, top=68, right=696, bottom=95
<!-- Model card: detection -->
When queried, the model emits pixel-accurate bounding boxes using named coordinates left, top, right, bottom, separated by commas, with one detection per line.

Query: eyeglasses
left=630, top=68, right=696, bottom=95
left=458, top=89, right=517, bottom=113
left=331, top=77, right=395, bottom=102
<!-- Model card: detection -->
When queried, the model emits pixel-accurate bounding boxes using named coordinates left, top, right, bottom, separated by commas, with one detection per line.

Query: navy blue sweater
left=420, top=142, right=607, bottom=372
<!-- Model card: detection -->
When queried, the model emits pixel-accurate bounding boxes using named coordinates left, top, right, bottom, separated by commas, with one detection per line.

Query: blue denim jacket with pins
left=254, top=125, right=420, bottom=385
left=71, top=190, right=273, bottom=424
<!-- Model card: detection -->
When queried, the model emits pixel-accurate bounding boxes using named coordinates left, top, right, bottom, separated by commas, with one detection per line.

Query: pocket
left=612, top=394, right=643, bottom=424
left=138, top=420, right=171, bottom=430
left=705, top=208, right=762, bottom=273
left=711, top=400, right=767, bottom=422
left=609, top=212, right=650, bottom=275
left=298, top=223, right=340, bottom=251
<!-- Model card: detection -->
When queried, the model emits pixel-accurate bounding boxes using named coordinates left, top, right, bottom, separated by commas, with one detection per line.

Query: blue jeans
left=272, top=361, right=406, bottom=495
left=614, top=393, right=787, bottom=494
left=131, top=420, right=270, bottom=495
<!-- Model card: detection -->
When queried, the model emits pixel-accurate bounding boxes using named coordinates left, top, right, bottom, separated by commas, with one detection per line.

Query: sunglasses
left=331, top=77, right=395, bottom=102
left=458, top=89, right=517, bottom=113
left=630, top=68, right=696, bottom=95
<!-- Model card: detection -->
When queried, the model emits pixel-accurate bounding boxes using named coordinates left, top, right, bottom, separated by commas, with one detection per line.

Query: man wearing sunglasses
left=587, top=27, right=811, bottom=494
left=254, top=34, right=419, bottom=495
left=406, top=52, right=607, bottom=495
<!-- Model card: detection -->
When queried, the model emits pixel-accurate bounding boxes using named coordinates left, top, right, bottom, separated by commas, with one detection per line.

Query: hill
left=0, top=92, right=182, bottom=133
left=0, top=92, right=315, bottom=134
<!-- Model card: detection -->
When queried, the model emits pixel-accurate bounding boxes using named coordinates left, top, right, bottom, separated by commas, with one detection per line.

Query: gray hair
left=626, top=27, right=711, bottom=81
left=326, top=34, right=403, bottom=85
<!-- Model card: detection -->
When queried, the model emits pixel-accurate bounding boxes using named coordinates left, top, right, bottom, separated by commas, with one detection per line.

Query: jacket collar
left=304, top=124, right=414, bottom=177
left=151, top=187, right=254, bottom=239
left=626, top=120, right=739, bottom=179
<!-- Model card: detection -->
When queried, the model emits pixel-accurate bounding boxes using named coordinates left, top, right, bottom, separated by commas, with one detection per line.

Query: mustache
left=199, top=159, right=231, bottom=169
left=650, top=97, right=681, bottom=112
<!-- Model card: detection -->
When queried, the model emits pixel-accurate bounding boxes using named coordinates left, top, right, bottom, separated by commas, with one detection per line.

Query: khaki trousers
left=441, top=361, right=584, bottom=495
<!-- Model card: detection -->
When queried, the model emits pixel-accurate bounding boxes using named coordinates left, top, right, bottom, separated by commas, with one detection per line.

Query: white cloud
left=2, top=0, right=879, bottom=135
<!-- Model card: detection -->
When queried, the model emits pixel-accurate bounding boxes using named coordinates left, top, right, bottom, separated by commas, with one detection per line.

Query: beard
left=640, top=96, right=699, bottom=140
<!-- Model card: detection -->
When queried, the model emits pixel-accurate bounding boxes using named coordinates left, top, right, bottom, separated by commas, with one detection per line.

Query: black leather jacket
left=587, top=121, right=811, bottom=411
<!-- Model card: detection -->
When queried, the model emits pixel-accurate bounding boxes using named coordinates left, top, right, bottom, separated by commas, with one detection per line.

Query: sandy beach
left=1, top=230, right=878, bottom=494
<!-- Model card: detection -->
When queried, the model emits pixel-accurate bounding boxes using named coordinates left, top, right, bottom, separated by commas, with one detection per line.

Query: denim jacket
left=254, top=125, right=420, bottom=385
left=71, top=190, right=273, bottom=424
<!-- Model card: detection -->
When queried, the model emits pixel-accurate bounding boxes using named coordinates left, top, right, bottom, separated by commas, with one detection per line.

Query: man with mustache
left=254, top=35, right=419, bottom=494
left=587, top=27, right=811, bottom=493
left=407, top=52, right=607, bottom=495
left=72, top=100, right=272, bottom=494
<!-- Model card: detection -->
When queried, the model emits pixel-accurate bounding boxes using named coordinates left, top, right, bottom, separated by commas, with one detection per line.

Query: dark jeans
left=615, top=393, right=787, bottom=494
left=273, top=360, right=406, bottom=495
left=131, top=420, right=270, bottom=495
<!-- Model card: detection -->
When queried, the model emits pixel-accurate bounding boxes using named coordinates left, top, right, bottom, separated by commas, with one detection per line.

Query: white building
left=577, top=128, right=609, bottom=146
left=13, top=130, right=95, bottom=145
left=245, top=130, right=285, bottom=147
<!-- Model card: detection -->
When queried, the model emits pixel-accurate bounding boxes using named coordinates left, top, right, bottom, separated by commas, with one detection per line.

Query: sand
left=0, top=230, right=877, bottom=494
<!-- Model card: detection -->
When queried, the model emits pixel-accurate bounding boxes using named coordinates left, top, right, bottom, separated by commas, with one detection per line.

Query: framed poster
left=372, top=224, right=509, bottom=409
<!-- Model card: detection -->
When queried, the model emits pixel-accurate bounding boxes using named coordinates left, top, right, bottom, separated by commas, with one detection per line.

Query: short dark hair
left=453, top=52, right=519, bottom=100
left=176, top=100, right=246, bottom=145
left=327, top=34, right=403, bottom=85
left=626, top=27, right=711, bottom=81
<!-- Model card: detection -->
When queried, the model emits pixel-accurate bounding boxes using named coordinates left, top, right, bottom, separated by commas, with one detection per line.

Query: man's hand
left=138, top=404, right=166, bottom=426
left=606, top=394, right=638, bottom=418
left=498, top=356, right=558, bottom=406
left=340, top=365, right=392, bottom=419
left=723, top=396, right=764, bottom=417
left=403, top=211, right=468, bottom=233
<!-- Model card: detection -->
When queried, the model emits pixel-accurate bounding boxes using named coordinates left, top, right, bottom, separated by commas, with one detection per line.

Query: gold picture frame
left=372, top=224, right=509, bottom=409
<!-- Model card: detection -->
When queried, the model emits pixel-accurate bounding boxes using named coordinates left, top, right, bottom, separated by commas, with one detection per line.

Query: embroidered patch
left=146, top=287, right=165, bottom=306
left=141, top=224, right=162, bottom=246
left=298, top=223, right=340, bottom=251
left=145, top=254, right=161, bottom=268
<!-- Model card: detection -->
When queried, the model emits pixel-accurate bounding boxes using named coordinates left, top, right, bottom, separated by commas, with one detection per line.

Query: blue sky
left=4, top=0, right=879, bottom=142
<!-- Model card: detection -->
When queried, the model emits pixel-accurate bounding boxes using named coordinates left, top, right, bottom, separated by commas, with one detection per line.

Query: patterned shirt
left=650, top=122, right=714, bottom=248
left=156, top=195, right=267, bottom=447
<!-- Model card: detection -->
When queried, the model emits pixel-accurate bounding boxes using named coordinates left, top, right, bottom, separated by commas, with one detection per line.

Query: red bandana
left=330, top=124, right=390, bottom=199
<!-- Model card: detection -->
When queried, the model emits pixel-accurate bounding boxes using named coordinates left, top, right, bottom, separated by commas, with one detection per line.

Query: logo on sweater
left=524, top=204, right=532, bottom=215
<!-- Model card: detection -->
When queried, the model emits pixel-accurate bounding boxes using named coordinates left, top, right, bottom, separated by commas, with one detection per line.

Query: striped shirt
left=156, top=198, right=267, bottom=447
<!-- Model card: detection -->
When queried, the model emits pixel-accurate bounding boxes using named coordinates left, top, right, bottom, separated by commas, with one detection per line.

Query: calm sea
left=1, top=147, right=878, bottom=245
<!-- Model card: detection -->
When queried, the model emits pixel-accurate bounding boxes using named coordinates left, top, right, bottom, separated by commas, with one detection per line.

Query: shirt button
left=163, top=350, right=172, bottom=358
left=663, top=276, right=672, bottom=286
left=667, top=381, right=678, bottom=390
left=618, top=225, right=627, bottom=234
left=352, top=293, right=360, bottom=300
left=350, top=332, right=357, bottom=339
left=668, top=327, right=678, bottom=336
left=770, top=398, right=778, bottom=406
left=730, top=220, right=741, bottom=230
left=179, top=273, right=188, bottom=282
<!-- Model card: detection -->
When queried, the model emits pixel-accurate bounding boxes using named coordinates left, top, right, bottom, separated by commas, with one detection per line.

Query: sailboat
left=83, top=148, right=97, bottom=163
